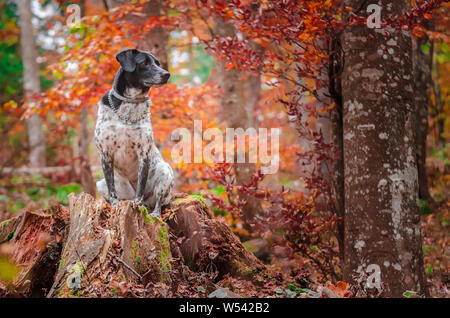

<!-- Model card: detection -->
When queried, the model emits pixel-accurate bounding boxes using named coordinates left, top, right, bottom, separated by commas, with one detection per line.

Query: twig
left=108, top=251, right=142, bottom=280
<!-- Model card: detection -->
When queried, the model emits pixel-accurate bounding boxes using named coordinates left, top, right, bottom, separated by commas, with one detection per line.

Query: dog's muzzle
left=144, top=71, right=170, bottom=87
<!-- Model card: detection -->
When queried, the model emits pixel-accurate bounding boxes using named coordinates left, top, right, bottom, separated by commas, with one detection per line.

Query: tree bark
left=77, top=0, right=96, bottom=197
left=18, top=0, right=46, bottom=168
left=213, top=17, right=262, bottom=228
left=47, top=193, right=176, bottom=297
left=413, top=20, right=433, bottom=203
left=78, top=107, right=97, bottom=197
left=166, top=194, right=264, bottom=279
left=329, top=34, right=345, bottom=263
left=341, top=0, right=427, bottom=297
left=0, top=206, right=68, bottom=297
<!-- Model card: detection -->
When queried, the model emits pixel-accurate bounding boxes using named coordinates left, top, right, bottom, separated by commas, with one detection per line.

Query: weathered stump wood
left=165, top=194, right=264, bottom=280
left=47, top=193, right=174, bottom=297
left=0, top=205, right=68, bottom=297
left=0, top=192, right=264, bottom=297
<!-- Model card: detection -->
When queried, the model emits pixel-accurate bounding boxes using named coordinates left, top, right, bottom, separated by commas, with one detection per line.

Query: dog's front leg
left=101, top=154, right=119, bottom=206
left=134, top=157, right=150, bottom=206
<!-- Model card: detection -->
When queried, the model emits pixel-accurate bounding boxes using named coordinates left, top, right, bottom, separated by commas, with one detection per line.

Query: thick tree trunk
left=18, top=0, right=46, bottom=168
left=341, top=0, right=427, bottom=297
left=213, top=17, right=262, bottom=228
left=0, top=193, right=263, bottom=297
left=413, top=22, right=433, bottom=203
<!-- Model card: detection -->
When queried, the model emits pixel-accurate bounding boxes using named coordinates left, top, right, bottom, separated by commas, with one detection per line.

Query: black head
left=116, top=49, right=170, bottom=89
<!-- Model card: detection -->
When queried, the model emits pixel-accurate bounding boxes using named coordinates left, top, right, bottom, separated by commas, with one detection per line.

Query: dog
left=94, top=48, right=174, bottom=217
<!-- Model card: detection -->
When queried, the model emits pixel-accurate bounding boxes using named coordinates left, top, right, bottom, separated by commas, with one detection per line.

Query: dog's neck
left=103, top=68, right=151, bottom=111
left=114, top=68, right=149, bottom=101
left=123, top=86, right=147, bottom=99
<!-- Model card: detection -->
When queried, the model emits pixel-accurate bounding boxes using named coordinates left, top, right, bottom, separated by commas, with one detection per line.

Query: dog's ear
left=146, top=51, right=162, bottom=66
left=116, top=49, right=138, bottom=72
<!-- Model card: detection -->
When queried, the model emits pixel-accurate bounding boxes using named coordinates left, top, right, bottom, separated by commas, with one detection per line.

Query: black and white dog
left=94, top=49, right=174, bottom=217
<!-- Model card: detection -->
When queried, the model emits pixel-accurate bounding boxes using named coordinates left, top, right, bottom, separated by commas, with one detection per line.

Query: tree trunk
left=413, top=20, right=433, bottom=203
left=329, top=34, right=345, bottom=263
left=18, top=0, right=46, bottom=168
left=213, top=17, right=262, bottom=228
left=78, top=1, right=96, bottom=197
left=432, top=54, right=445, bottom=148
left=341, top=0, right=427, bottom=297
left=78, top=107, right=97, bottom=197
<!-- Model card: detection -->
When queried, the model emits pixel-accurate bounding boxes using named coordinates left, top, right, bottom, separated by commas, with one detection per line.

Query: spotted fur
left=94, top=49, right=173, bottom=217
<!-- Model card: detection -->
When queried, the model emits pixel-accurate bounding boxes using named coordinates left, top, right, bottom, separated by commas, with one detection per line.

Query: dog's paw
left=132, top=198, right=144, bottom=207
left=110, top=197, right=119, bottom=207
left=149, top=212, right=161, bottom=218
left=150, top=208, right=161, bottom=218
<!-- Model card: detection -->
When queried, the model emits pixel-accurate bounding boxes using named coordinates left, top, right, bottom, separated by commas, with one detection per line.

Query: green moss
left=158, top=226, right=171, bottom=275
left=173, top=193, right=206, bottom=207
left=74, top=262, right=83, bottom=275
left=243, top=241, right=257, bottom=252
left=130, top=241, right=141, bottom=264
left=139, top=206, right=163, bottom=226
left=4, top=231, right=14, bottom=242
left=0, top=219, right=11, bottom=228
left=59, top=251, right=68, bottom=269
left=139, top=206, right=149, bottom=216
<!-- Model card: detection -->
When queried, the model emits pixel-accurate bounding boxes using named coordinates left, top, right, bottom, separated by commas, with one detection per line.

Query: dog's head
left=116, top=49, right=170, bottom=89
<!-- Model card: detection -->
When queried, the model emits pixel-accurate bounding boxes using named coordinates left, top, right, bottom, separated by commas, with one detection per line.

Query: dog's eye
left=154, top=59, right=160, bottom=66
left=140, top=60, right=149, bottom=67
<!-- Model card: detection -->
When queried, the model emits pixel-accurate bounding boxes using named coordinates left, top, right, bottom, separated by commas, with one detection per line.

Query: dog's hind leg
left=145, top=161, right=174, bottom=217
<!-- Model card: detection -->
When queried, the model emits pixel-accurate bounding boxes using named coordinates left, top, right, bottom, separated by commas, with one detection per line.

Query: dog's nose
left=162, top=72, right=170, bottom=83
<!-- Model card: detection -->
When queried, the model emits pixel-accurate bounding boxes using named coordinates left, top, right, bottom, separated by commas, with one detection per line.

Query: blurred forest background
left=0, top=0, right=448, bottom=298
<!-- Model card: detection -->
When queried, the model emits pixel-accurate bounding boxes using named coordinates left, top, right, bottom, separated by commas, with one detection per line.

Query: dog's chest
left=95, top=101, right=154, bottom=177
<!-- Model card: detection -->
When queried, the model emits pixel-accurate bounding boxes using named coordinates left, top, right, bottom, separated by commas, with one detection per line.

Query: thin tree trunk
left=18, top=0, right=46, bottom=168
left=329, top=34, right=345, bottom=263
left=78, top=107, right=96, bottom=196
left=213, top=17, right=261, bottom=228
left=244, top=40, right=264, bottom=129
left=432, top=50, right=445, bottom=148
left=341, top=0, right=427, bottom=297
left=315, top=38, right=332, bottom=213
left=77, top=0, right=96, bottom=197
left=413, top=20, right=433, bottom=203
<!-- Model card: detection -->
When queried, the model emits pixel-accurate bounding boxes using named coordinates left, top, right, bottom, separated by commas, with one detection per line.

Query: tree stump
left=47, top=193, right=175, bottom=297
left=165, top=193, right=264, bottom=280
left=0, top=192, right=265, bottom=297
left=0, top=205, right=68, bottom=297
